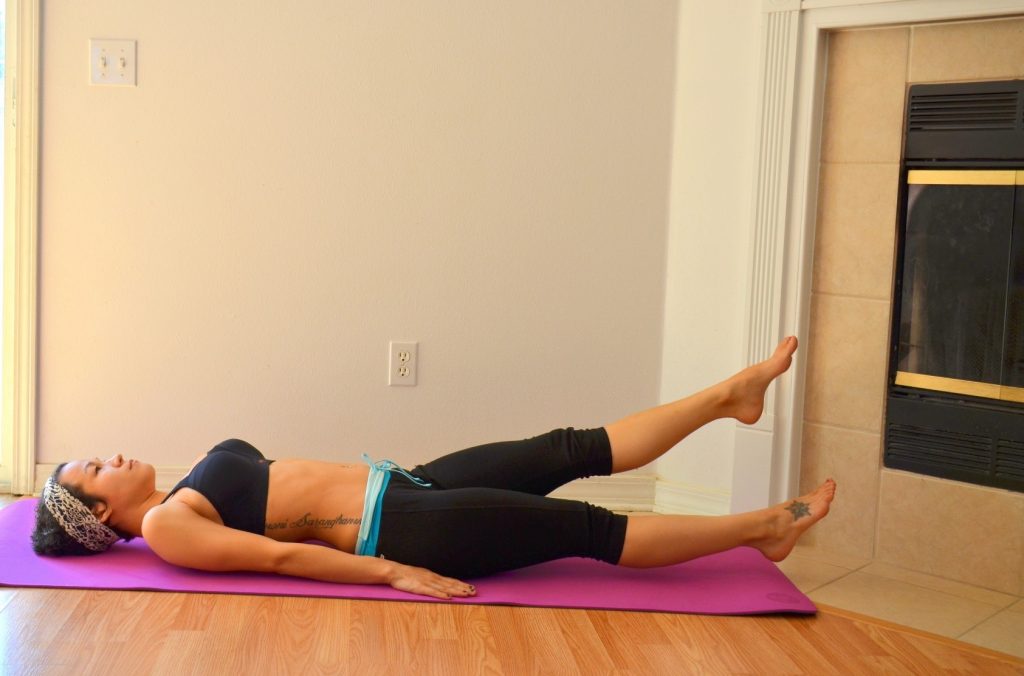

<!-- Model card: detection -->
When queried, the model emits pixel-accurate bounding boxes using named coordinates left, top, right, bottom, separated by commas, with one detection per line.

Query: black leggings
left=375, top=428, right=628, bottom=578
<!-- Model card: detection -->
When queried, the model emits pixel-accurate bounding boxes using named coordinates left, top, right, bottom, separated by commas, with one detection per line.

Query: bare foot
left=751, top=479, right=837, bottom=562
left=724, top=336, right=798, bottom=424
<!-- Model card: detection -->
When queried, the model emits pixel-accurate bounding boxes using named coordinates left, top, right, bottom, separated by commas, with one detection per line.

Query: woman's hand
left=386, top=562, right=477, bottom=600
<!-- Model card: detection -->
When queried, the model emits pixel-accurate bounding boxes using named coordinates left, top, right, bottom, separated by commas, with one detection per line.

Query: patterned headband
left=42, top=477, right=120, bottom=552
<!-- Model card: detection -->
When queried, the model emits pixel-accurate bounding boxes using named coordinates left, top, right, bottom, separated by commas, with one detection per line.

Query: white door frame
left=2, top=0, right=39, bottom=495
left=732, top=0, right=1024, bottom=512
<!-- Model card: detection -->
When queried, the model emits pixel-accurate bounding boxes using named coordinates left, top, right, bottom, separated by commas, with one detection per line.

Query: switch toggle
left=90, top=39, right=136, bottom=86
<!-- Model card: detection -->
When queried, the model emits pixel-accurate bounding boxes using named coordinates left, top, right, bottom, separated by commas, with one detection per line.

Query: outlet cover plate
left=90, top=39, right=137, bottom=86
left=388, top=341, right=418, bottom=386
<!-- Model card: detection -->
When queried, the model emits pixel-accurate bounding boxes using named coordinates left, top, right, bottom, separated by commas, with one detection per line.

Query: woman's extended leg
left=408, top=336, right=797, bottom=494
left=375, top=475, right=836, bottom=578
left=618, top=478, right=836, bottom=567
left=411, top=428, right=613, bottom=495
left=605, top=336, right=798, bottom=473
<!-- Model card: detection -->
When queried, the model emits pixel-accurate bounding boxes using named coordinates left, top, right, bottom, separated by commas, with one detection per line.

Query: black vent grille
left=904, top=79, right=1024, bottom=161
left=996, top=439, right=1024, bottom=481
left=886, top=423, right=992, bottom=475
left=884, top=393, right=1024, bottom=492
left=908, top=91, right=1019, bottom=131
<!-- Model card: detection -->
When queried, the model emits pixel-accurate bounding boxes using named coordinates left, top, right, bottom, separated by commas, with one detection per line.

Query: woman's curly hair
left=31, top=464, right=133, bottom=556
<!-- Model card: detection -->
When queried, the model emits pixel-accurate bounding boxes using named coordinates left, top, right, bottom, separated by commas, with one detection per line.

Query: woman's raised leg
left=605, top=336, right=798, bottom=473
left=618, top=478, right=836, bottom=567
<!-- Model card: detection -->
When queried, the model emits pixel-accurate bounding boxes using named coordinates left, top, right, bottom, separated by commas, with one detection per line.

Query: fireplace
left=750, top=5, right=1024, bottom=592
left=885, top=79, right=1024, bottom=493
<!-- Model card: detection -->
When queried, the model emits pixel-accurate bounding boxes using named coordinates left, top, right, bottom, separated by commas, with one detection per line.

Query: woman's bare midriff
left=263, top=459, right=370, bottom=551
left=166, top=458, right=371, bottom=554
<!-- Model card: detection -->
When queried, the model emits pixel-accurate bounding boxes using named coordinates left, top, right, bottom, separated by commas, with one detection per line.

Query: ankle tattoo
left=785, top=501, right=810, bottom=521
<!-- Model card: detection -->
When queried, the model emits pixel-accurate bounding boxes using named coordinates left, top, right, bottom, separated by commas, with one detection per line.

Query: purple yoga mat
left=1, top=499, right=814, bottom=615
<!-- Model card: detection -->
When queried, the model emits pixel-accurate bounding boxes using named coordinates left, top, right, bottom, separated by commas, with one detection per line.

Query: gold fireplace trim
left=907, top=169, right=1024, bottom=186
left=895, top=371, right=1024, bottom=404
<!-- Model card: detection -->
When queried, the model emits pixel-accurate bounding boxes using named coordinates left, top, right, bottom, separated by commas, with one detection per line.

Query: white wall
left=38, top=2, right=679, bottom=467
left=656, top=1, right=762, bottom=492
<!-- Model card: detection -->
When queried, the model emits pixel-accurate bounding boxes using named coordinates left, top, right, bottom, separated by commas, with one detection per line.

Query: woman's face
left=57, top=454, right=156, bottom=523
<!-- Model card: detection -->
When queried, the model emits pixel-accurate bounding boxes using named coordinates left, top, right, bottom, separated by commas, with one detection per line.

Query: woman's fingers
left=425, top=586, right=451, bottom=599
left=390, top=564, right=477, bottom=600
left=428, top=578, right=474, bottom=599
left=420, top=570, right=473, bottom=597
left=439, top=575, right=476, bottom=597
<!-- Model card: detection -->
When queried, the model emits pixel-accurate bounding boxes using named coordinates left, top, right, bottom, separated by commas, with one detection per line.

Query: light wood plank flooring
left=1, top=588, right=1022, bottom=674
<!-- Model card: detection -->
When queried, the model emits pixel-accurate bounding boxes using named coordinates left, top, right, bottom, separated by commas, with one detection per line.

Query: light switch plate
left=90, top=39, right=136, bottom=86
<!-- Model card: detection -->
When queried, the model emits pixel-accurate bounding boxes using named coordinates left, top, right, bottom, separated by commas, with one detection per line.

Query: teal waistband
left=355, top=454, right=432, bottom=557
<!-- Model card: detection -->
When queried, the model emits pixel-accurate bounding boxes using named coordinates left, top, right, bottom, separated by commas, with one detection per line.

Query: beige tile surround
left=800, top=17, right=1024, bottom=598
left=777, top=546, right=1024, bottom=659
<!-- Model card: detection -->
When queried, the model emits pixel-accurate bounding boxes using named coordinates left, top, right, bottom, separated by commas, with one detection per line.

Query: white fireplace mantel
left=731, top=0, right=1024, bottom=512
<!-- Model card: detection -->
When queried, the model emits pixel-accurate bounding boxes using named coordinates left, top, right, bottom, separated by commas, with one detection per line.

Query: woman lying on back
left=32, top=337, right=835, bottom=600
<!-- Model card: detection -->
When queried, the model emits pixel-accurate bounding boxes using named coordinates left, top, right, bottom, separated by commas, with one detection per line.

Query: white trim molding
left=549, top=474, right=657, bottom=513
left=654, top=479, right=730, bottom=516
left=3, top=0, right=40, bottom=496
left=732, top=0, right=802, bottom=514
left=733, top=0, right=1024, bottom=511
left=551, top=474, right=732, bottom=516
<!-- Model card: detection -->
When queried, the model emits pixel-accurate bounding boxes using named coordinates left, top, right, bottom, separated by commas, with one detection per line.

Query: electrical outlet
left=388, top=341, right=418, bottom=386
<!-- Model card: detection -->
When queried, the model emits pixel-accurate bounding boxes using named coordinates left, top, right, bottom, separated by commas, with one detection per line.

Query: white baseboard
left=0, top=481, right=11, bottom=494
left=550, top=474, right=732, bottom=516
left=548, top=474, right=657, bottom=512
left=653, top=479, right=731, bottom=516
left=32, top=464, right=731, bottom=517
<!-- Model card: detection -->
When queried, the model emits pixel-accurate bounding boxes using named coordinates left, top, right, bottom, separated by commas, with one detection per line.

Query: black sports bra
left=163, top=439, right=273, bottom=534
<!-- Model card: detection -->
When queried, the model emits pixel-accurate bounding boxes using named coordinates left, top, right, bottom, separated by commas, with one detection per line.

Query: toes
left=775, top=335, right=798, bottom=356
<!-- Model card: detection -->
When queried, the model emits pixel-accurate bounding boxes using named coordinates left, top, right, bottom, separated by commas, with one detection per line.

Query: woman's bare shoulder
left=142, top=500, right=285, bottom=573
left=142, top=499, right=201, bottom=533
left=146, top=488, right=224, bottom=531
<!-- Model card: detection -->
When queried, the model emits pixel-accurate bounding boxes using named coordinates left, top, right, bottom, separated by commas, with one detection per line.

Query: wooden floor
left=1, top=586, right=1022, bottom=675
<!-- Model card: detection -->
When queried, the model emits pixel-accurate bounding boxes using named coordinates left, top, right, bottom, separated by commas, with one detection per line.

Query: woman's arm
left=142, top=502, right=475, bottom=600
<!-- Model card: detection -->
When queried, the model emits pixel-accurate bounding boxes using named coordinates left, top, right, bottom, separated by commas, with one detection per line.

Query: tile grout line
left=866, top=570, right=1020, bottom=611
left=808, top=566, right=1015, bottom=647
left=955, top=605, right=1009, bottom=642
left=802, top=556, right=1019, bottom=611
left=801, top=560, right=868, bottom=597
left=811, top=289, right=891, bottom=303
left=906, top=24, right=914, bottom=85
left=802, top=418, right=881, bottom=436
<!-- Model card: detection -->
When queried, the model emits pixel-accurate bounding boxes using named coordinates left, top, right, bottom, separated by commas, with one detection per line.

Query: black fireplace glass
left=896, top=182, right=1014, bottom=385
left=1005, top=186, right=1024, bottom=388
left=887, top=80, right=1024, bottom=494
